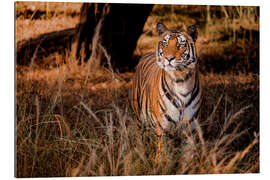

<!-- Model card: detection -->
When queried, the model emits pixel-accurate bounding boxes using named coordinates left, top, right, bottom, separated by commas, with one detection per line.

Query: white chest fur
left=159, top=71, right=200, bottom=129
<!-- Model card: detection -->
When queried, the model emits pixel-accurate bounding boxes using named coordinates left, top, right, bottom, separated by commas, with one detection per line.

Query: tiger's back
left=130, top=52, right=165, bottom=134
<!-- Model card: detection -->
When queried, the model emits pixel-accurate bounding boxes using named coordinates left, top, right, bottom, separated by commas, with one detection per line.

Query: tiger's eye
left=162, top=41, right=167, bottom=47
left=162, top=34, right=170, bottom=47
left=177, top=35, right=187, bottom=48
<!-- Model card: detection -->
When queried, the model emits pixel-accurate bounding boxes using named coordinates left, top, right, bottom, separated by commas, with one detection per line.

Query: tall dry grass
left=16, top=70, right=259, bottom=176
left=16, top=40, right=259, bottom=177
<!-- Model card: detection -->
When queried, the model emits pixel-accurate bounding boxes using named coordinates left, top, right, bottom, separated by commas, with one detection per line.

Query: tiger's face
left=156, top=23, right=198, bottom=72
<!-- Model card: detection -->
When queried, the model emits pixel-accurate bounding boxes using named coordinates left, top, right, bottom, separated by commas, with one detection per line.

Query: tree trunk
left=74, top=3, right=153, bottom=72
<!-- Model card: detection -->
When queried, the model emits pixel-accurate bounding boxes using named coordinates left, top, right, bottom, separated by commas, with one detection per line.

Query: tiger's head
left=156, top=23, right=198, bottom=72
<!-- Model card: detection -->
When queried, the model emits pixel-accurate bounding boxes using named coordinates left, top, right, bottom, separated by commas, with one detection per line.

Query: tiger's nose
left=165, top=55, right=176, bottom=61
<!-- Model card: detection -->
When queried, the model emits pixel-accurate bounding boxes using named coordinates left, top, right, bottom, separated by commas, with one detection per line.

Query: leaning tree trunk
left=74, top=3, right=153, bottom=72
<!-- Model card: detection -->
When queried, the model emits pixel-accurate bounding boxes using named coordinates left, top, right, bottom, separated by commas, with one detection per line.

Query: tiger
left=130, top=22, right=202, bottom=160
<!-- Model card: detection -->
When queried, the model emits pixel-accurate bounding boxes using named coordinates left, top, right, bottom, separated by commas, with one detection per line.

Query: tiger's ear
left=156, top=23, right=168, bottom=36
left=187, top=25, right=198, bottom=42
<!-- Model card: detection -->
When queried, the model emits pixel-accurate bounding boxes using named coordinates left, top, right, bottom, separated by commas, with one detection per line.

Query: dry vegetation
left=16, top=2, right=259, bottom=177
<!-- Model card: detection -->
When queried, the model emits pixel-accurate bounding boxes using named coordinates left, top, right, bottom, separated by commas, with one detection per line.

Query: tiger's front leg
left=155, top=136, right=166, bottom=165
left=154, top=127, right=168, bottom=165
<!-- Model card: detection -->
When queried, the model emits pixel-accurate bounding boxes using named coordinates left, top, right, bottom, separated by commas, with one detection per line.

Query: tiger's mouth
left=162, top=59, right=186, bottom=71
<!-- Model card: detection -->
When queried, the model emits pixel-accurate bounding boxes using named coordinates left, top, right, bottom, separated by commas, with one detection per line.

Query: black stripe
left=175, top=78, right=184, bottom=83
left=161, top=75, right=173, bottom=102
left=161, top=75, right=180, bottom=109
left=165, top=114, right=176, bottom=126
left=193, top=106, right=200, bottom=119
left=185, top=43, right=196, bottom=66
left=180, top=90, right=192, bottom=97
left=134, top=82, right=142, bottom=111
left=149, top=117, right=156, bottom=128
left=190, top=43, right=196, bottom=59
left=145, top=98, right=156, bottom=128
left=192, top=95, right=201, bottom=108
left=186, top=73, right=200, bottom=107
left=159, top=102, right=166, bottom=113
left=142, top=52, right=154, bottom=61
left=144, top=95, right=148, bottom=116
left=159, top=102, right=177, bottom=127
left=186, top=83, right=199, bottom=107
left=139, top=88, right=144, bottom=110
left=185, top=58, right=195, bottom=66
left=189, top=107, right=200, bottom=123
left=136, top=94, right=141, bottom=110
left=139, top=52, right=155, bottom=67
left=131, top=76, right=141, bottom=111
left=141, top=56, right=155, bottom=71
